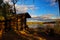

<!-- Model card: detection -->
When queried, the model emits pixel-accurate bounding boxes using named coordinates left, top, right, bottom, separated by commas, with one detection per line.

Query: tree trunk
left=13, top=4, right=16, bottom=14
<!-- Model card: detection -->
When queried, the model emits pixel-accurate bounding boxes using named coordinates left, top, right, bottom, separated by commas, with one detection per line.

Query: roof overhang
left=17, top=12, right=31, bottom=18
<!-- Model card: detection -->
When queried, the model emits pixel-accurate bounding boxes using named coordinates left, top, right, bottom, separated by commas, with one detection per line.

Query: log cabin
left=0, top=12, right=31, bottom=31
left=11, top=12, right=31, bottom=31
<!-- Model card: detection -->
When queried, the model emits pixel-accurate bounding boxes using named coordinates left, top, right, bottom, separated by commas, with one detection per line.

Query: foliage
left=2, top=2, right=13, bottom=17
left=0, top=16, right=4, bottom=20
left=0, top=0, right=3, bottom=5
left=0, top=1, right=13, bottom=20
left=54, top=19, right=60, bottom=34
left=0, top=0, right=18, bottom=17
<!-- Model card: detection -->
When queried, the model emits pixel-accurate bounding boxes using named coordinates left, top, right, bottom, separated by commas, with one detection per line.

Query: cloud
left=40, top=14, right=54, bottom=19
left=3, top=0, right=13, bottom=5
left=28, top=5, right=38, bottom=10
left=15, top=5, right=28, bottom=13
left=3, top=0, right=37, bottom=13
left=3, top=0, right=38, bottom=13
left=4, top=0, right=11, bottom=3
left=30, top=14, right=54, bottom=19
left=46, top=0, right=56, bottom=6
left=30, top=14, right=38, bottom=17
left=15, top=4, right=37, bottom=13
left=50, top=0, right=56, bottom=6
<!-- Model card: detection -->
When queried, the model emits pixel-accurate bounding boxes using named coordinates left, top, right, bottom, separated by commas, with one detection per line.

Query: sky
left=4, top=0, right=59, bottom=18
left=17, top=0, right=59, bottom=17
